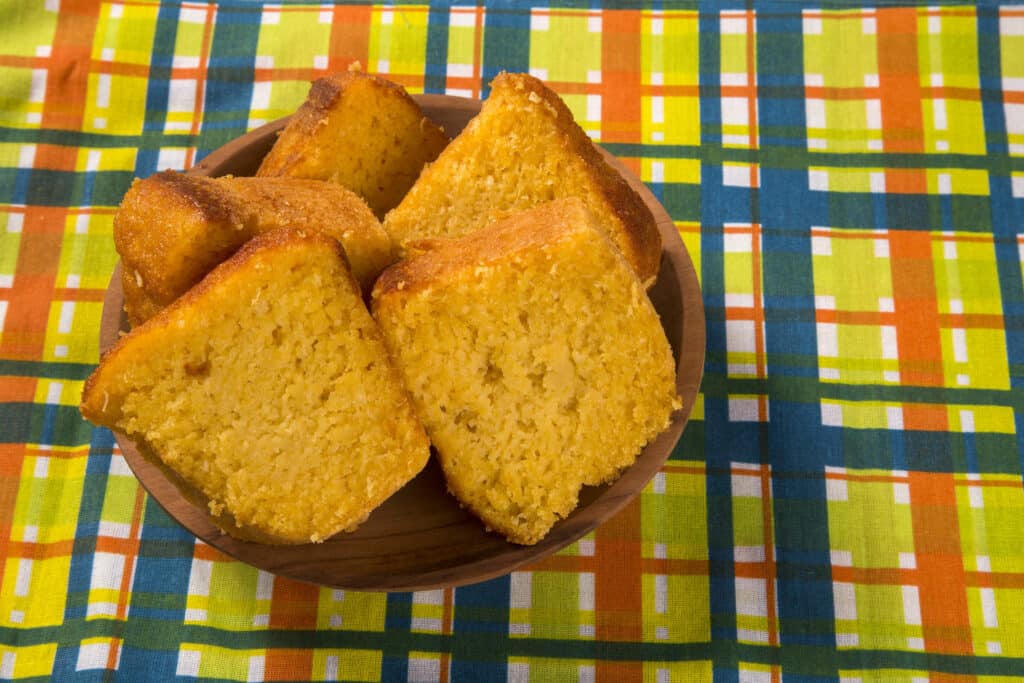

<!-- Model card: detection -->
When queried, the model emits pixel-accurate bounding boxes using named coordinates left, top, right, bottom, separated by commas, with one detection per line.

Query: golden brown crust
left=374, top=198, right=599, bottom=302
left=121, top=266, right=163, bottom=327
left=256, top=70, right=449, bottom=217
left=83, top=228, right=344, bottom=424
left=113, top=171, right=393, bottom=324
left=489, top=73, right=662, bottom=282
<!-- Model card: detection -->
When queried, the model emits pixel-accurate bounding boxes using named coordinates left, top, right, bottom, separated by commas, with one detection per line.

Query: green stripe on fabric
left=600, top=143, right=1024, bottom=174
left=0, top=360, right=97, bottom=380
left=0, top=404, right=93, bottom=446
left=0, top=126, right=197, bottom=149
left=701, top=374, right=1024, bottom=411
left=3, top=622, right=1023, bottom=676
left=2, top=127, right=1020, bottom=175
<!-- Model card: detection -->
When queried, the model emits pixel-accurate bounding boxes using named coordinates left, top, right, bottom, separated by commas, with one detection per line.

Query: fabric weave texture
left=1, top=2, right=1023, bottom=681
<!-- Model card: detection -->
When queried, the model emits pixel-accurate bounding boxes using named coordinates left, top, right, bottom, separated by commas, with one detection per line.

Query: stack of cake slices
left=80, top=67, right=680, bottom=546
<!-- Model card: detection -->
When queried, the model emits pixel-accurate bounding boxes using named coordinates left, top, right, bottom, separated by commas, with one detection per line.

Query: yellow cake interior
left=373, top=199, right=678, bottom=544
left=83, top=230, right=430, bottom=543
left=382, top=73, right=661, bottom=283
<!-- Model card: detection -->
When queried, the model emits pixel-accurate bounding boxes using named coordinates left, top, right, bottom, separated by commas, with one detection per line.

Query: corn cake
left=82, top=229, right=431, bottom=543
left=115, top=171, right=394, bottom=326
left=382, top=72, right=662, bottom=285
left=257, top=69, right=450, bottom=218
left=372, top=198, right=680, bottom=545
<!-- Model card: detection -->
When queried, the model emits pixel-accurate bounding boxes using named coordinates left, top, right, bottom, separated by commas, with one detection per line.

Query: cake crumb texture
left=257, top=70, right=449, bottom=218
left=373, top=198, right=679, bottom=545
left=382, top=72, right=662, bottom=284
left=82, top=229, right=431, bottom=543
left=115, top=171, right=394, bottom=326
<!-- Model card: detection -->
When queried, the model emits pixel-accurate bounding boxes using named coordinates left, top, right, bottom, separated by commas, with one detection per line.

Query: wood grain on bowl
left=100, top=94, right=705, bottom=591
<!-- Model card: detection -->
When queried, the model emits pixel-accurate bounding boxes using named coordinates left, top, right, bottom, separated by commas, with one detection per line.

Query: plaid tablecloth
left=2, top=1, right=1024, bottom=681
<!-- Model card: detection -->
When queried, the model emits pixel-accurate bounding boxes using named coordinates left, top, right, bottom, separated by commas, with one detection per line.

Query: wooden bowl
left=100, top=94, right=705, bottom=591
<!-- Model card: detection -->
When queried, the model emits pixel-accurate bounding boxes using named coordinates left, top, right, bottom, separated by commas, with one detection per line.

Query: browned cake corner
left=114, top=170, right=394, bottom=326
left=373, top=198, right=680, bottom=545
left=121, top=266, right=162, bottom=327
left=83, top=228, right=431, bottom=544
left=382, top=72, right=662, bottom=285
left=256, top=70, right=450, bottom=218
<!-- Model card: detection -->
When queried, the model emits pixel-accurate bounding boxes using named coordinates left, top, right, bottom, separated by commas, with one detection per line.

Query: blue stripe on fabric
left=424, top=4, right=451, bottom=94
left=117, top=498, right=195, bottom=677
left=480, top=7, right=530, bottom=97
left=382, top=592, right=413, bottom=681
left=756, top=8, right=839, bottom=660
left=977, top=6, right=1024, bottom=477
left=697, top=9, right=742, bottom=662
left=53, top=429, right=115, bottom=676
left=197, top=5, right=261, bottom=161
left=451, top=576, right=510, bottom=681
left=137, top=3, right=181, bottom=176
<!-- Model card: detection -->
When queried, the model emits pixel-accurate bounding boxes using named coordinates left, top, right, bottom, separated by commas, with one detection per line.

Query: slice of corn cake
left=257, top=69, right=449, bottom=218
left=372, top=199, right=679, bottom=545
left=82, top=229, right=431, bottom=543
left=115, top=171, right=394, bottom=326
left=382, top=72, right=663, bottom=285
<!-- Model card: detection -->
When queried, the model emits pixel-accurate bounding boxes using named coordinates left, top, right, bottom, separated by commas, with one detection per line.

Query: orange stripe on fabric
left=193, top=540, right=232, bottom=562
left=40, top=0, right=99, bottom=133
left=828, top=566, right=1024, bottom=589
left=953, top=479, right=1023, bottom=489
left=0, top=55, right=52, bottom=69
left=809, top=228, right=993, bottom=244
left=877, top=9, right=927, bottom=193
left=265, top=650, right=315, bottom=682
left=804, top=85, right=980, bottom=102
left=907, top=471, right=975, bottom=657
left=265, top=578, right=319, bottom=678
left=327, top=5, right=371, bottom=73
left=0, top=444, right=27, bottom=592
left=50, top=288, right=107, bottom=302
left=600, top=10, right=642, bottom=145
left=439, top=587, right=454, bottom=683
left=660, top=464, right=706, bottom=476
left=967, top=571, right=1024, bottom=589
left=89, top=59, right=150, bottom=79
left=823, top=470, right=908, bottom=484
left=801, top=9, right=977, bottom=19
left=268, top=577, right=320, bottom=629
left=595, top=497, right=643, bottom=683
left=0, top=376, right=36, bottom=403
left=889, top=231, right=946, bottom=391
left=533, top=82, right=700, bottom=98
left=815, top=308, right=1003, bottom=330
left=0, top=210, right=65, bottom=360
left=529, top=554, right=709, bottom=576
left=5, top=539, right=75, bottom=559
left=23, top=445, right=91, bottom=459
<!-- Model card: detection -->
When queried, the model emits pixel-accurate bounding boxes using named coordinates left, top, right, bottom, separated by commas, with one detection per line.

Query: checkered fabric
left=1, top=2, right=1023, bottom=681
